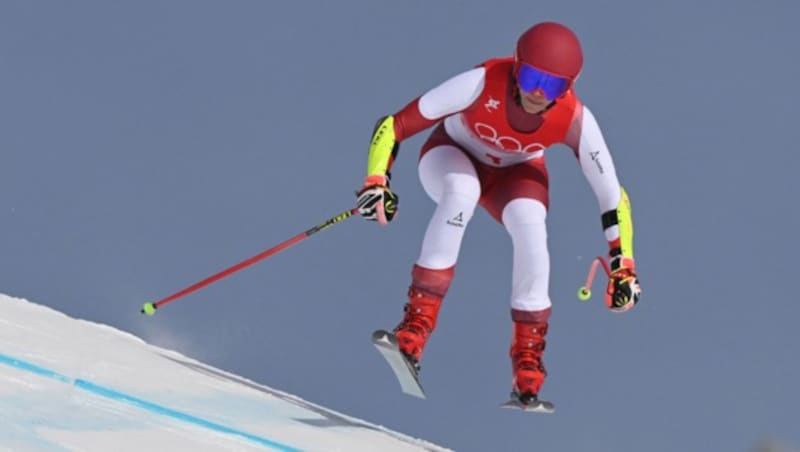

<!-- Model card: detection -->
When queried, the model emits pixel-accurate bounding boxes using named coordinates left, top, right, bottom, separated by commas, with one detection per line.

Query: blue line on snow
left=0, top=353, right=71, bottom=383
left=0, top=352, right=302, bottom=452
left=74, top=379, right=301, bottom=452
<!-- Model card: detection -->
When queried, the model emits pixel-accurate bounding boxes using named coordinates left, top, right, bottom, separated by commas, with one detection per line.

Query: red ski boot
left=510, top=315, right=549, bottom=405
left=393, top=287, right=443, bottom=369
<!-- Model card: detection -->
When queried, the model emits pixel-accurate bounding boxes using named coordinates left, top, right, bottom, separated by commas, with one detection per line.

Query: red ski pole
left=577, top=256, right=612, bottom=301
left=141, top=207, right=360, bottom=315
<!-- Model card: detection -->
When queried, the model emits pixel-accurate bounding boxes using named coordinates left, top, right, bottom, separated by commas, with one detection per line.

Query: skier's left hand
left=605, top=257, right=641, bottom=313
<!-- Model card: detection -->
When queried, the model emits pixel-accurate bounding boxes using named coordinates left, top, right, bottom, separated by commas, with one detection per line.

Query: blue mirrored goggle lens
left=517, top=64, right=570, bottom=101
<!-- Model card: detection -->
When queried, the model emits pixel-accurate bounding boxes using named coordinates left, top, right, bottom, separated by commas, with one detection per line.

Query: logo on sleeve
left=590, top=150, right=605, bottom=174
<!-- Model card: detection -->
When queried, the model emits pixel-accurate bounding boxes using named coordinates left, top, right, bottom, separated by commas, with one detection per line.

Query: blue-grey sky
left=2, top=2, right=798, bottom=451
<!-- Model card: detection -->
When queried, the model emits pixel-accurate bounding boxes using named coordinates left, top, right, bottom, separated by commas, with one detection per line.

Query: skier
left=357, top=22, right=641, bottom=407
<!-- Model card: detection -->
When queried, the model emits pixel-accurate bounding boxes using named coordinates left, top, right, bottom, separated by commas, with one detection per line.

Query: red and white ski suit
left=390, top=57, right=622, bottom=313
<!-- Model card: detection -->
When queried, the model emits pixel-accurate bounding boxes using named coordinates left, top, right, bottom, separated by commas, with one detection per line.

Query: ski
left=501, top=394, right=555, bottom=414
left=371, top=329, right=426, bottom=399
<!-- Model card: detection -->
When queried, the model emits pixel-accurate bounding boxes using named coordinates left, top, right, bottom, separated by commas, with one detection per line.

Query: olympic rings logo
left=473, top=122, right=545, bottom=155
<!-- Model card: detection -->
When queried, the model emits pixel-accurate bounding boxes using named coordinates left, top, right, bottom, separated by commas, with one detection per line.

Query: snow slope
left=0, top=293, right=450, bottom=452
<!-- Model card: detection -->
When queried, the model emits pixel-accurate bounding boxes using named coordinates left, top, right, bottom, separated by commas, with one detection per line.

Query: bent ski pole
left=141, top=207, right=360, bottom=315
left=577, top=256, right=612, bottom=301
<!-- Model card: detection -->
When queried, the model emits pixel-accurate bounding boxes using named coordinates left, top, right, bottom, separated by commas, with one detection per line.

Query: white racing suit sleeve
left=572, top=106, right=623, bottom=243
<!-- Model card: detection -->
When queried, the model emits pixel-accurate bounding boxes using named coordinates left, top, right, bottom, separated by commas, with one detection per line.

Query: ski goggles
left=516, top=63, right=571, bottom=101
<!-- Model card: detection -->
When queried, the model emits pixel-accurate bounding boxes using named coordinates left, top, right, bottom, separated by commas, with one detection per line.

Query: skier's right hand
left=356, top=175, right=398, bottom=225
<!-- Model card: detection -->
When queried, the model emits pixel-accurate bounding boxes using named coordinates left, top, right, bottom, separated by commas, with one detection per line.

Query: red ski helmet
left=515, top=22, right=583, bottom=81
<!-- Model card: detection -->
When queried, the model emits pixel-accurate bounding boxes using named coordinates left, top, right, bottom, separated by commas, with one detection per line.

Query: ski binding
left=501, top=393, right=555, bottom=414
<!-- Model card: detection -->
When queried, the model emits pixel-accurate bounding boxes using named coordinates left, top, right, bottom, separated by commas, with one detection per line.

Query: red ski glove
left=606, top=257, right=641, bottom=313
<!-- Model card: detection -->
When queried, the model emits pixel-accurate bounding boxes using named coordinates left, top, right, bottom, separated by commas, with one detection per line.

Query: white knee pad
left=417, top=146, right=481, bottom=269
left=502, top=199, right=552, bottom=312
